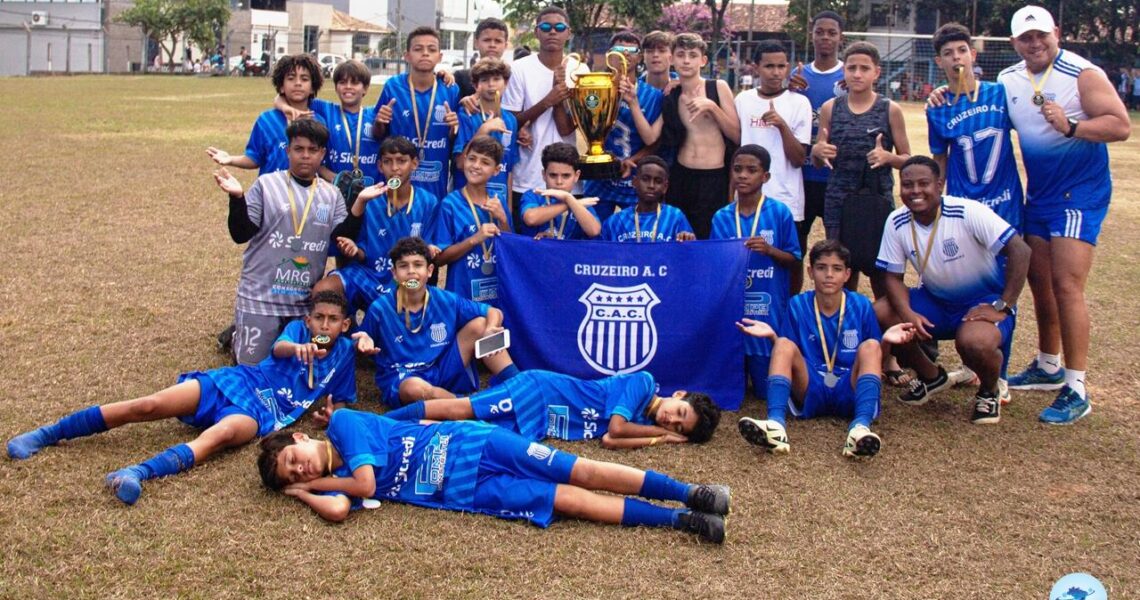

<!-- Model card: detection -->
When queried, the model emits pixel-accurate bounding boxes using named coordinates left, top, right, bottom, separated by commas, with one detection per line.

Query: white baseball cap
left=1011, top=5, right=1056, bottom=38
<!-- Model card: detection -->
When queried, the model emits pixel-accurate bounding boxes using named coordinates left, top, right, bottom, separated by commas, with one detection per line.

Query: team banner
left=495, top=233, right=749, bottom=410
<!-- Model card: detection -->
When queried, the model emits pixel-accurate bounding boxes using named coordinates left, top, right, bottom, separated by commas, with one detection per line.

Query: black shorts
left=665, top=163, right=729, bottom=240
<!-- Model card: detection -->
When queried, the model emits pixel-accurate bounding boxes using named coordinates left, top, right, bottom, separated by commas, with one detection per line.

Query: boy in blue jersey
left=374, top=26, right=460, bottom=201
left=584, top=31, right=665, bottom=223
left=361, top=237, right=519, bottom=407
left=873, top=157, right=1030, bottom=424
left=314, top=136, right=440, bottom=312
left=452, top=58, right=518, bottom=203
left=381, top=369, right=721, bottom=448
left=208, top=54, right=325, bottom=177
left=600, top=156, right=695, bottom=242
left=518, top=142, right=602, bottom=239
left=710, top=146, right=801, bottom=403
left=258, top=409, right=729, bottom=543
left=434, top=135, right=513, bottom=306
left=788, top=11, right=847, bottom=264
left=7, top=292, right=374, bottom=505
left=737, top=240, right=915, bottom=458
left=927, top=23, right=1024, bottom=229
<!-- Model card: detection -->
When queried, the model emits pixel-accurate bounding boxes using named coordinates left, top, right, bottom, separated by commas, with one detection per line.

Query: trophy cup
left=563, top=51, right=628, bottom=180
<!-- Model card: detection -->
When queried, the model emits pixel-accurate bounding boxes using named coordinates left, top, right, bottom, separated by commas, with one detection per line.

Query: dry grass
left=0, top=75, right=1138, bottom=599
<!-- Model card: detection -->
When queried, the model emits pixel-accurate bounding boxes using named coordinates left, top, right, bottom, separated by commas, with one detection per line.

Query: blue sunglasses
left=537, top=22, right=569, bottom=33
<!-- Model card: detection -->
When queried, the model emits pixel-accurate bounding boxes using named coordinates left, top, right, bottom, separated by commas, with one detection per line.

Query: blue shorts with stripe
left=909, top=286, right=1015, bottom=375
left=331, top=263, right=391, bottom=311
left=789, top=370, right=874, bottom=422
left=375, top=342, right=479, bottom=408
left=1022, top=205, right=1108, bottom=246
left=472, top=428, right=578, bottom=528
left=175, top=373, right=258, bottom=429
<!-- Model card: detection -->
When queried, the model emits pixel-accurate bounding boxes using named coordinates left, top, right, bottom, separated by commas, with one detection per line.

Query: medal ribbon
left=1028, top=59, right=1055, bottom=104
left=462, top=188, right=494, bottom=263
left=953, top=67, right=979, bottom=105
left=386, top=186, right=415, bottom=218
left=734, top=194, right=766, bottom=239
left=547, top=195, right=570, bottom=239
left=410, top=77, right=439, bottom=158
left=633, top=205, right=661, bottom=243
left=396, top=287, right=431, bottom=334
left=283, top=172, right=319, bottom=237
left=339, top=108, right=364, bottom=171
left=909, top=203, right=942, bottom=279
left=813, top=291, right=847, bottom=378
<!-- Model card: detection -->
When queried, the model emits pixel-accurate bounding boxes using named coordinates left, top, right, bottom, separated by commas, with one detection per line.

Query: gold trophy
left=563, top=51, right=628, bottom=180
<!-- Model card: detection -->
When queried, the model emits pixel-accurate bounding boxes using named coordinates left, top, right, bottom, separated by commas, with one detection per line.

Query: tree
left=785, top=0, right=865, bottom=61
left=116, top=0, right=231, bottom=70
left=501, top=0, right=672, bottom=57
left=657, top=4, right=733, bottom=40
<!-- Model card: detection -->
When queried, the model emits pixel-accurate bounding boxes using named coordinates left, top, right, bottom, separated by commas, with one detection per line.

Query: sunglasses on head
left=610, top=45, right=641, bottom=54
left=537, top=22, right=569, bottom=33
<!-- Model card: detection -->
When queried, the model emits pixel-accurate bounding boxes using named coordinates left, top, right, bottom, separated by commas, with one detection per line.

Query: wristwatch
left=991, top=299, right=1013, bottom=314
left=1065, top=117, right=1079, bottom=138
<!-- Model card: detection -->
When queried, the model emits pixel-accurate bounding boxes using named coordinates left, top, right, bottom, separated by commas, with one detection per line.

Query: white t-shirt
left=734, top=89, right=812, bottom=220
left=501, top=54, right=578, bottom=193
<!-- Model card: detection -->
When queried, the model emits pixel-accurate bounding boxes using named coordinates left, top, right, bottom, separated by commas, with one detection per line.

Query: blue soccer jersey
left=583, top=81, right=664, bottom=207
left=357, top=185, right=440, bottom=281
left=433, top=189, right=513, bottom=305
left=470, top=370, right=656, bottom=441
left=926, top=81, right=1023, bottom=228
left=600, top=204, right=692, bottom=242
left=360, top=285, right=488, bottom=382
left=376, top=74, right=460, bottom=200
left=709, top=197, right=801, bottom=357
left=516, top=189, right=600, bottom=239
left=786, top=290, right=881, bottom=379
left=793, top=62, right=846, bottom=184
left=245, top=108, right=327, bottom=176
left=184, top=320, right=357, bottom=436
left=311, top=99, right=381, bottom=184
left=327, top=409, right=495, bottom=514
left=452, top=110, right=519, bottom=203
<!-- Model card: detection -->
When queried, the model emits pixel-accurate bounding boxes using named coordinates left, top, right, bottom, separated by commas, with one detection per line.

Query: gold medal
left=387, top=176, right=402, bottom=190
left=1028, top=60, right=1054, bottom=108
left=1032, top=93, right=1045, bottom=106
left=311, top=334, right=332, bottom=350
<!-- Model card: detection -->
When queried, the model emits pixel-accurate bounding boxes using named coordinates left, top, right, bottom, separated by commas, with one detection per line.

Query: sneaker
left=105, top=467, right=145, bottom=506
left=687, top=484, right=730, bottom=516
left=677, top=510, right=726, bottom=544
left=971, top=391, right=1001, bottom=424
left=1008, top=359, right=1064, bottom=391
left=216, top=323, right=236, bottom=354
left=998, top=378, right=1011, bottom=406
left=1038, top=386, right=1091, bottom=425
left=949, top=365, right=980, bottom=387
left=898, top=366, right=952, bottom=406
left=842, top=425, right=881, bottom=458
left=738, top=417, right=789, bottom=453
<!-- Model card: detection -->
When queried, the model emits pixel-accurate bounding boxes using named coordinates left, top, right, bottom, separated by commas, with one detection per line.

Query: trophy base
left=577, top=158, right=622, bottom=181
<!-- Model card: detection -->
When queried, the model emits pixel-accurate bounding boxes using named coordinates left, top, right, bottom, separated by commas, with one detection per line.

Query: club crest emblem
left=842, top=329, right=859, bottom=350
left=430, top=322, right=447, bottom=344
left=942, top=237, right=960, bottom=257
left=577, top=283, right=660, bottom=375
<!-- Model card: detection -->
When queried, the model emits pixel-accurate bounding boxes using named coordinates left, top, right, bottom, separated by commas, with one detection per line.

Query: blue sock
left=384, top=402, right=426, bottom=421
left=137, top=444, right=196, bottom=480
left=639, top=470, right=692, bottom=504
left=620, top=498, right=682, bottom=528
left=765, top=375, right=792, bottom=428
left=57, top=406, right=108, bottom=440
left=488, top=364, right=520, bottom=387
left=852, top=374, right=882, bottom=429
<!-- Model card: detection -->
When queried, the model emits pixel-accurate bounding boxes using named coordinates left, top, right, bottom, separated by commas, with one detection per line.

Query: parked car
left=228, top=55, right=266, bottom=76
left=318, top=53, right=347, bottom=78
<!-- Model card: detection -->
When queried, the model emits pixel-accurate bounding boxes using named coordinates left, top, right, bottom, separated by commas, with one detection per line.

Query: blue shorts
left=332, top=263, right=391, bottom=311
left=909, top=286, right=1015, bottom=374
left=791, top=370, right=871, bottom=422
left=746, top=354, right=771, bottom=403
left=175, top=373, right=257, bottom=429
left=375, top=343, right=479, bottom=408
left=1021, top=205, right=1108, bottom=246
left=470, top=385, right=537, bottom=438
left=472, top=428, right=578, bottom=528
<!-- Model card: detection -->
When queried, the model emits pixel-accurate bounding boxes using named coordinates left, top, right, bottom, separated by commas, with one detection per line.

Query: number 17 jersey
left=926, top=81, right=1023, bottom=229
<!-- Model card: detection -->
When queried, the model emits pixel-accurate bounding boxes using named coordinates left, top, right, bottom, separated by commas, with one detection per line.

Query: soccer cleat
left=677, top=510, right=726, bottom=544
left=897, top=366, right=952, bottom=406
left=1008, top=359, right=1064, bottom=391
left=216, top=323, right=236, bottom=354
left=998, top=378, right=1011, bottom=406
left=842, top=425, right=881, bottom=458
left=105, top=467, right=146, bottom=506
left=971, top=391, right=1001, bottom=425
left=6, top=426, right=60, bottom=460
left=687, top=484, right=730, bottom=516
left=738, top=417, right=789, bottom=453
left=1038, top=386, right=1092, bottom=425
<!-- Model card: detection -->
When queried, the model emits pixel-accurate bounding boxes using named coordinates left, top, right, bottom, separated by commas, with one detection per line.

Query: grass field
left=1, top=75, right=1138, bottom=599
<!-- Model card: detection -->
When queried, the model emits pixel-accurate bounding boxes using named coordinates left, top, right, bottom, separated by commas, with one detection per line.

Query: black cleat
left=687, top=484, right=730, bottom=516
left=677, top=510, right=726, bottom=544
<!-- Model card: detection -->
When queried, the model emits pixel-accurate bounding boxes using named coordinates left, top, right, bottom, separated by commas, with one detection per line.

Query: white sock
left=1037, top=352, right=1062, bottom=374
left=1064, top=369, right=1087, bottom=399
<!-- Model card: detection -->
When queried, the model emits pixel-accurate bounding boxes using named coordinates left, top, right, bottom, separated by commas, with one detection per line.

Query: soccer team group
left=6, top=5, right=1131, bottom=545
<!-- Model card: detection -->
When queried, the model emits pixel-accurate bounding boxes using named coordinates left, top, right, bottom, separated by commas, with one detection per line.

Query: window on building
left=304, top=25, right=319, bottom=54
left=353, top=33, right=371, bottom=56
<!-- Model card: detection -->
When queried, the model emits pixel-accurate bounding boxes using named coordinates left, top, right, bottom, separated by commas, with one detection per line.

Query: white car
left=318, top=53, right=347, bottom=77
